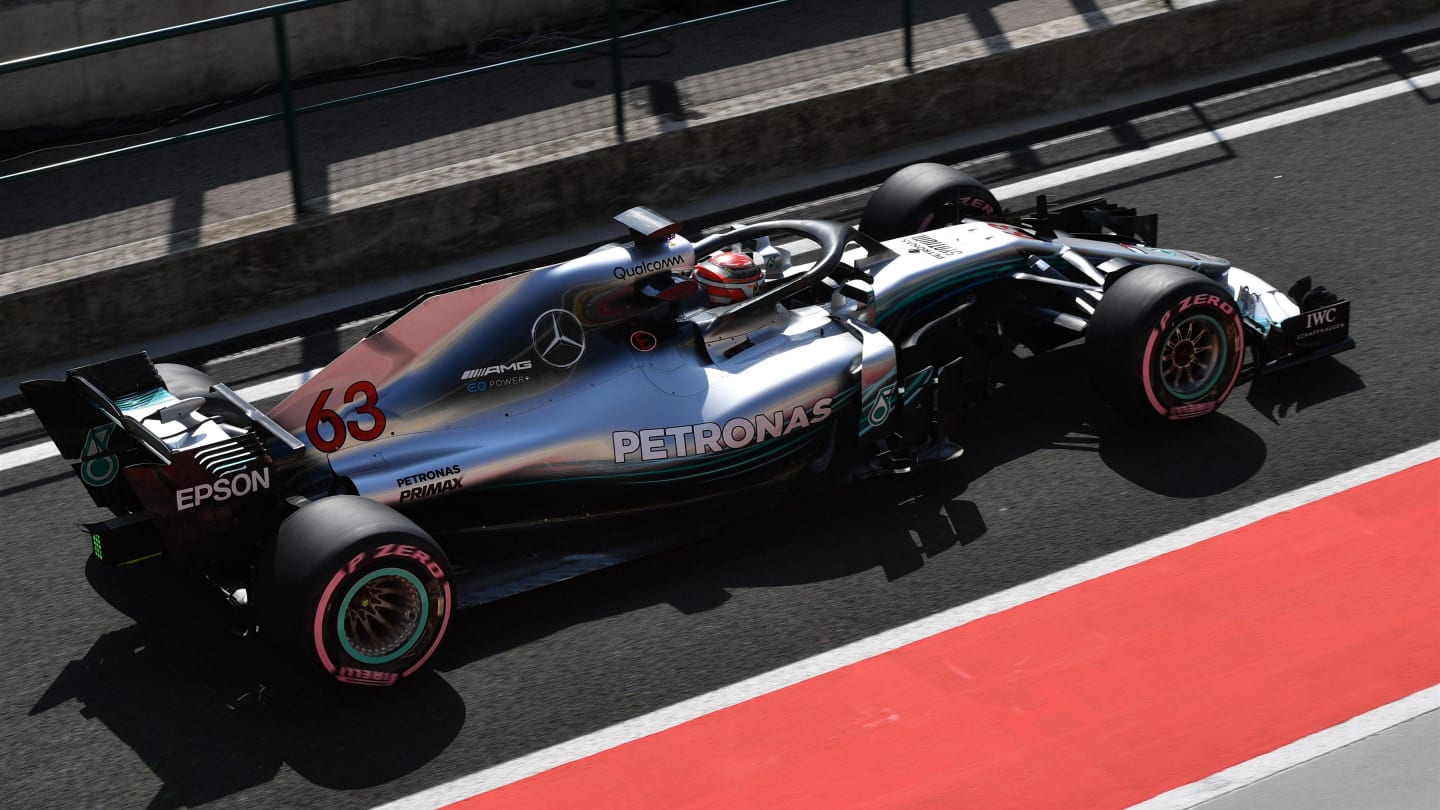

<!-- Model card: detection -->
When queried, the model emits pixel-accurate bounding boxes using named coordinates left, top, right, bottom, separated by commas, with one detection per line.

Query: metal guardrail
left=0, top=0, right=923, bottom=217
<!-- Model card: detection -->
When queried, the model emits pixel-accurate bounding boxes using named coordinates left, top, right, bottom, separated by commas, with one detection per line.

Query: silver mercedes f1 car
left=23, top=163, right=1352, bottom=685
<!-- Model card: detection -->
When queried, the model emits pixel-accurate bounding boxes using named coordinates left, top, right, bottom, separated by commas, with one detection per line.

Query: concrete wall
left=0, top=0, right=622, bottom=131
left=1, top=0, right=1436, bottom=375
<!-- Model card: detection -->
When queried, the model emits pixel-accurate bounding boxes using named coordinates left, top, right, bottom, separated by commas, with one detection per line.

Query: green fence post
left=273, top=13, right=306, bottom=216
left=610, top=0, right=626, bottom=142
left=903, top=0, right=914, bottom=72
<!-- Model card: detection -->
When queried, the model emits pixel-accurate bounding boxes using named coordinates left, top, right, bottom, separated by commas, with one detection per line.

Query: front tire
left=254, top=496, right=453, bottom=687
left=859, top=163, right=1002, bottom=240
left=1087, top=265, right=1245, bottom=421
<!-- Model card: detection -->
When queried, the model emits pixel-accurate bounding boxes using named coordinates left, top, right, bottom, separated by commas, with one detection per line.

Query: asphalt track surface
left=1, top=45, right=1438, bottom=809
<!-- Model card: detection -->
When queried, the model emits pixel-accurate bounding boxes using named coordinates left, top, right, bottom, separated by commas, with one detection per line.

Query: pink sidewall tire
left=1087, top=265, right=1245, bottom=423
left=254, top=496, right=453, bottom=687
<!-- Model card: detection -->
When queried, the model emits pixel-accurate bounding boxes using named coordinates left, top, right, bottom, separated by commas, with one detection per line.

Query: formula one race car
left=22, top=163, right=1352, bottom=686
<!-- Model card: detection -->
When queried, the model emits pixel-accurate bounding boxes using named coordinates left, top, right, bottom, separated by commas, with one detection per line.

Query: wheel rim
left=1159, top=313, right=1226, bottom=400
left=336, top=567, right=429, bottom=665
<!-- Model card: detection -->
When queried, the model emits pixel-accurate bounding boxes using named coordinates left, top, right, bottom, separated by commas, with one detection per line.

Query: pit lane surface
left=1, top=49, right=1438, bottom=808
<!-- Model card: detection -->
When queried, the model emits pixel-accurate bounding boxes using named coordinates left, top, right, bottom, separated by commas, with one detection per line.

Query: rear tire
left=253, top=496, right=454, bottom=687
left=1087, top=265, right=1245, bottom=421
left=859, top=163, right=1002, bottom=240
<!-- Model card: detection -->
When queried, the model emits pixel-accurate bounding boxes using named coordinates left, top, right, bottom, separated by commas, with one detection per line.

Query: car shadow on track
left=959, top=344, right=1269, bottom=498
left=1244, top=356, right=1367, bottom=424
left=437, top=344, right=1276, bottom=667
left=28, top=347, right=1299, bottom=803
left=28, top=557, right=464, bottom=808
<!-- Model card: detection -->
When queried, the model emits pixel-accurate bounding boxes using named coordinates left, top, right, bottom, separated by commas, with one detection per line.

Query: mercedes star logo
left=532, top=308, right=586, bottom=368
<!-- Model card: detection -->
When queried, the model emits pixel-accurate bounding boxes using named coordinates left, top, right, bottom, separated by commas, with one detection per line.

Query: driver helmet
left=695, top=251, right=763, bottom=305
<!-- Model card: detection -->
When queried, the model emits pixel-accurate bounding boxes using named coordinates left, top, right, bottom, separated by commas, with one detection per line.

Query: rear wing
left=21, top=353, right=302, bottom=517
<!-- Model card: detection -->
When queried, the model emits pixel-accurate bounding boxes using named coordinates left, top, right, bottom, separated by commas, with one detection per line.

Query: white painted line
left=372, top=439, right=1440, bottom=810
left=6, top=67, right=1438, bottom=476
left=0, top=441, right=61, bottom=471
left=225, top=368, right=321, bottom=404
left=0, top=368, right=321, bottom=475
left=1128, top=684, right=1440, bottom=809
left=206, top=313, right=389, bottom=365
left=991, top=67, right=1440, bottom=201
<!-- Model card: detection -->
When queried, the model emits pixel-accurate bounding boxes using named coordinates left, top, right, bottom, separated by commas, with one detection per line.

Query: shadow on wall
left=0, top=0, right=1161, bottom=263
left=0, top=0, right=979, bottom=237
